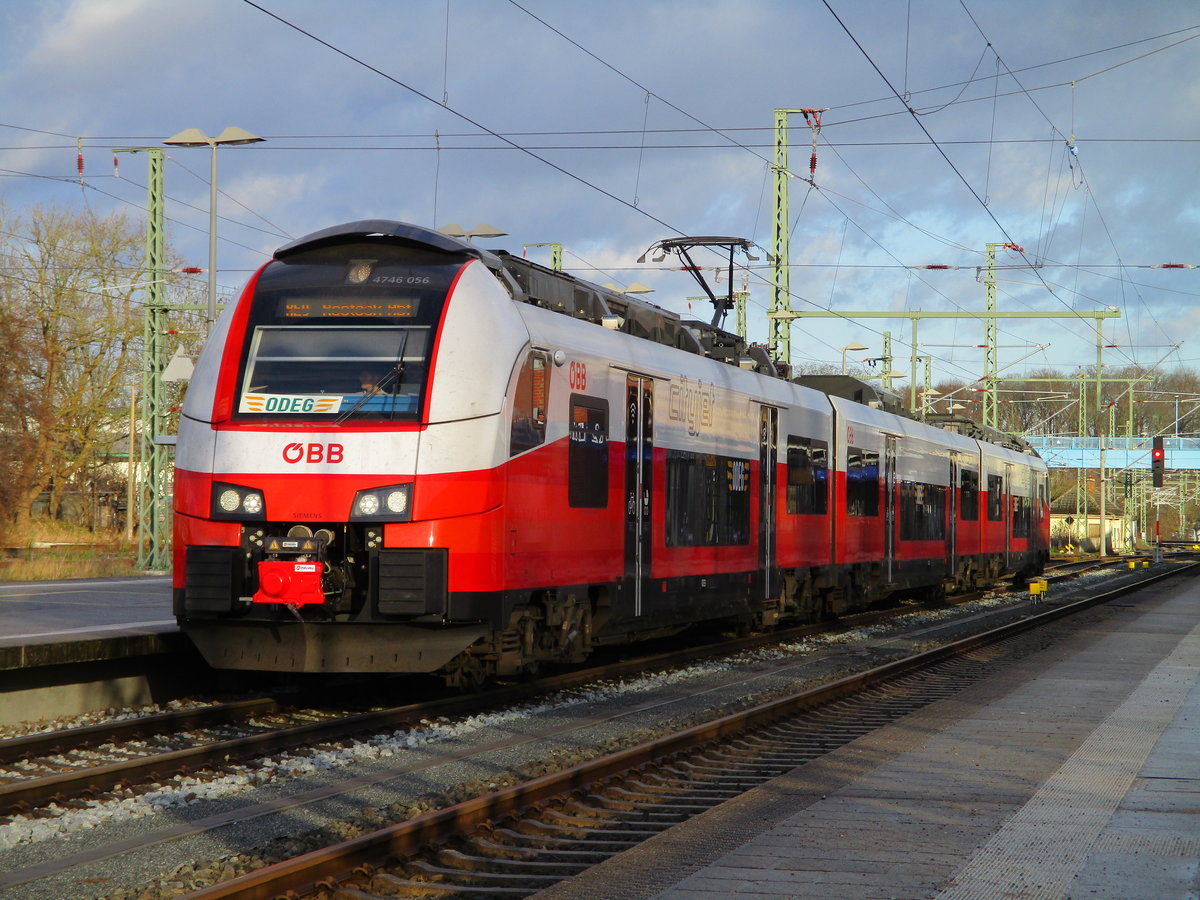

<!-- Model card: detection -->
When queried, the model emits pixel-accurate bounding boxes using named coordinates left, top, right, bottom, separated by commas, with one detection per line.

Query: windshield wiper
left=335, top=332, right=409, bottom=425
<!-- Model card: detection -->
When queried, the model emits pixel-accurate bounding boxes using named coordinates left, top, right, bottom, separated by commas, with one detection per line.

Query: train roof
left=269, top=221, right=1039, bottom=457
left=274, top=220, right=489, bottom=260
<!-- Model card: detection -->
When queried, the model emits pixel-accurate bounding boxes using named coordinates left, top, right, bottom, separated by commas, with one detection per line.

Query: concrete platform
left=0, top=575, right=179, bottom=671
left=0, top=576, right=201, bottom=725
left=535, top=571, right=1200, bottom=899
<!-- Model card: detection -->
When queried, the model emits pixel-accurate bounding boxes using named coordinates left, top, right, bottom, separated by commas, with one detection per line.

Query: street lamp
left=440, top=223, right=507, bottom=242
left=603, top=282, right=654, bottom=294
left=839, top=342, right=868, bottom=374
left=164, top=126, right=265, bottom=330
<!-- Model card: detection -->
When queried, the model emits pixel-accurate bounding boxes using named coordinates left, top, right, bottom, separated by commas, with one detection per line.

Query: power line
left=240, top=0, right=682, bottom=238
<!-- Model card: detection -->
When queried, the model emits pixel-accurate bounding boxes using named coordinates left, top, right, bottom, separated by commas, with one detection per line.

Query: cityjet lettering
left=668, top=377, right=715, bottom=436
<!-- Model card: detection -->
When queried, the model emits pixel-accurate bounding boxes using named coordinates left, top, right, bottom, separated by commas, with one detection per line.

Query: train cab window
left=569, top=395, right=608, bottom=508
left=987, top=474, right=1004, bottom=521
left=960, top=469, right=979, bottom=521
left=666, top=451, right=751, bottom=546
left=239, top=326, right=428, bottom=419
left=510, top=352, right=548, bottom=456
left=233, top=240, right=460, bottom=422
left=846, top=446, right=880, bottom=517
left=786, top=435, right=829, bottom=515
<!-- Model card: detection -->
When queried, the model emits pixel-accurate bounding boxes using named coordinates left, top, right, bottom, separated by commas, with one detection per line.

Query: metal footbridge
left=1025, top=436, right=1200, bottom=471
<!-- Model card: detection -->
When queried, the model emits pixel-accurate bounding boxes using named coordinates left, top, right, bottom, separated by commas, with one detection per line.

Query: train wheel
left=445, top=653, right=494, bottom=691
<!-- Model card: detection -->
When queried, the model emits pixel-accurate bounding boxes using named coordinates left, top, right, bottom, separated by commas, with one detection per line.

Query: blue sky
left=2, top=0, right=1198, bottom=393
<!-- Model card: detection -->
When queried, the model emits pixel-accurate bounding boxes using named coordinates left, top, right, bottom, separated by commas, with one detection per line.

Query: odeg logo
left=283, top=442, right=344, bottom=464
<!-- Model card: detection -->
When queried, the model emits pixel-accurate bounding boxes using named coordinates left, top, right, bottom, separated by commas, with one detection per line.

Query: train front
left=173, top=221, right=528, bottom=676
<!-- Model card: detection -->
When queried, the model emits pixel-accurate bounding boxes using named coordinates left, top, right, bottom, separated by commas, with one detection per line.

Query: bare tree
left=0, top=205, right=147, bottom=534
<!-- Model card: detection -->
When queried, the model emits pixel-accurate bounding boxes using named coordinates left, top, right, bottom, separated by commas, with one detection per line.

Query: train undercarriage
left=179, top=517, right=1043, bottom=687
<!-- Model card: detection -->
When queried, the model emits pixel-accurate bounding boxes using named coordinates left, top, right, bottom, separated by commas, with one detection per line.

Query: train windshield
left=233, top=241, right=467, bottom=421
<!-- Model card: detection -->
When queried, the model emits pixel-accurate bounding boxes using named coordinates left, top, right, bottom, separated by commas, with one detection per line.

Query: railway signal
left=1152, top=436, right=1165, bottom=487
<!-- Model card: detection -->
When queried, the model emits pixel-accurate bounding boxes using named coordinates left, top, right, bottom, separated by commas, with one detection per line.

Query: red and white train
left=173, top=220, right=1049, bottom=686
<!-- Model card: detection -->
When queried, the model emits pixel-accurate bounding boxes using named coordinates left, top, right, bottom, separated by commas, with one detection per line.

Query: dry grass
left=0, top=519, right=137, bottom=581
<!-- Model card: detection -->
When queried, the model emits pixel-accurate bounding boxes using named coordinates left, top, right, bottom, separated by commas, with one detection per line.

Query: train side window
left=960, top=469, right=979, bottom=521
left=569, top=395, right=608, bottom=508
left=510, top=351, right=548, bottom=456
left=1012, top=495, right=1031, bottom=537
left=987, top=474, right=1004, bottom=521
left=846, top=446, right=880, bottom=517
left=900, top=482, right=946, bottom=540
left=786, top=435, right=828, bottom=515
left=666, top=450, right=751, bottom=546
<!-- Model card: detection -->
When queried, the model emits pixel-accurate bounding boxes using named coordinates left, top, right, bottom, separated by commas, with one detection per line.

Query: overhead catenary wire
left=4, top=10, right=1190, bottom=381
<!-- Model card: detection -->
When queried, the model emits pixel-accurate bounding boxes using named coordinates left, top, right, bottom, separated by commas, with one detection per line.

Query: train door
left=624, top=374, right=654, bottom=616
left=947, top=454, right=959, bottom=576
left=884, top=436, right=897, bottom=583
left=1004, top=463, right=1013, bottom=567
left=758, top=406, right=778, bottom=600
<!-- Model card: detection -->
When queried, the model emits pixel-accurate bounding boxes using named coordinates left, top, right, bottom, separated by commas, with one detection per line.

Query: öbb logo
left=283, top=442, right=345, bottom=464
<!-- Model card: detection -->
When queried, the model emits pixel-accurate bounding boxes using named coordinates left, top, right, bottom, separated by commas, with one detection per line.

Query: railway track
left=0, top=599, right=954, bottom=817
left=171, top=560, right=1197, bottom=900
left=0, top=557, right=1150, bottom=818
left=0, top=560, right=1178, bottom=898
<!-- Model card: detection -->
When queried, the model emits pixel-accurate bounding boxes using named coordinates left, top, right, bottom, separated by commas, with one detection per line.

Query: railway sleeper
left=515, top=812, right=657, bottom=840
left=468, top=834, right=613, bottom=864
left=565, top=797, right=687, bottom=825
left=726, top=735, right=794, bottom=753
left=367, top=870, right=527, bottom=896
left=761, top=721, right=861, bottom=740
left=435, top=847, right=591, bottom=877
left=719, top=752, right=816, bottom=768
left=658, top=762, right=764, bottom=787
left=627, top=770, right=724, bottom=790
left=630, top=776, right=742, bottom=800
left=406, top=858, right=564, bottom=888
left=618, top=774, right=696, bottom=795
left=490, top=825, right=637, bottom=853
left=703, top=744, right=775, bottom=761
left=714, top=745, right=810, bottom=765
left=699, top=749, right=805, bottom=770
left=578, top=792, right=713, bottom=817
left=602, top=785, right=721, bottom=808
left=542, top=808, right=670, bottom=834
left=686, top=752, right=793, bottom=774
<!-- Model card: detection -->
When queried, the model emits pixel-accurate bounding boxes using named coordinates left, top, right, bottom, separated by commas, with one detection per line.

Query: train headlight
left=211, top=482, right=267, bottom=521
left=350, top=483, right=412, bottom=522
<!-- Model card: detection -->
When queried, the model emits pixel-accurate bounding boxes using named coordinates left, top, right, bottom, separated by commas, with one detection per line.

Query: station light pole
left=164, top=127, right=264, bottom=332
left=840, top=342, right=867, bottom=374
